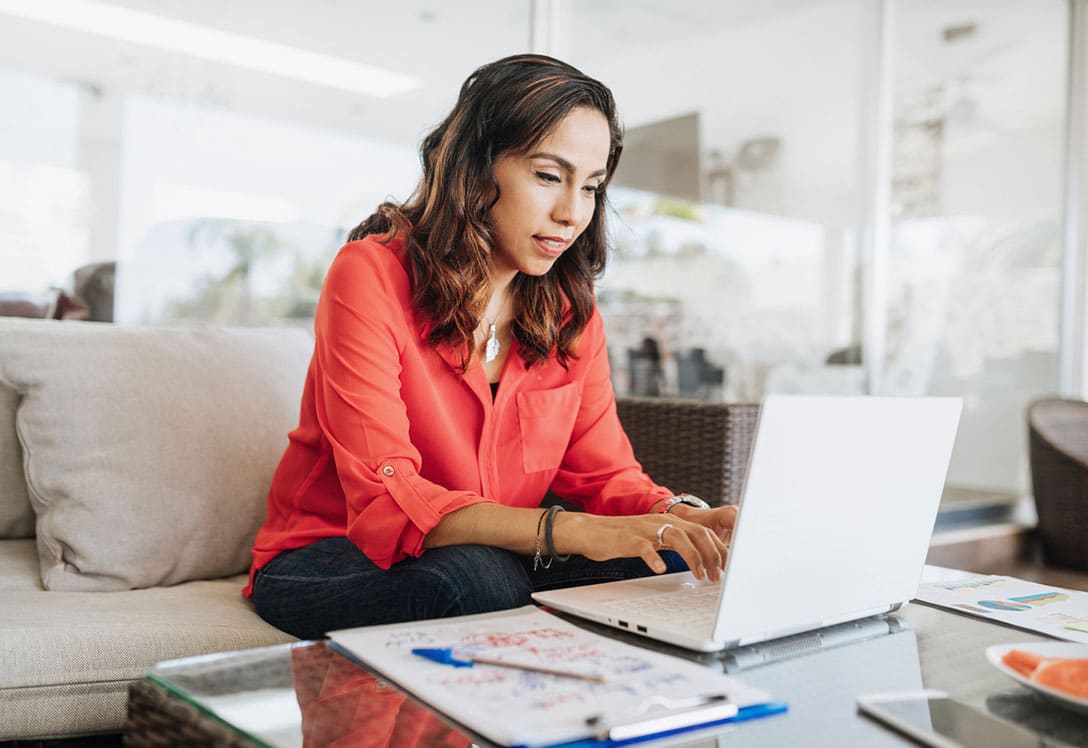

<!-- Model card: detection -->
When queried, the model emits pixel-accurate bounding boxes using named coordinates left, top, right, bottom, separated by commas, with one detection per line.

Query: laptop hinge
left=728, top=602, right=902, bottom=647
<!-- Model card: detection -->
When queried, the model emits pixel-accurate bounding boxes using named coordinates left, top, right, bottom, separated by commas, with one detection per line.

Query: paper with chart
left=916, top=575, right=1088, bottom=644
left=328, top=605, right=770, bottom=747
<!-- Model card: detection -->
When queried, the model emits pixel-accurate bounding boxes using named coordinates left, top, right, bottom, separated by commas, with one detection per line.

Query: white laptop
left=532, top=394, right=962, bottom=652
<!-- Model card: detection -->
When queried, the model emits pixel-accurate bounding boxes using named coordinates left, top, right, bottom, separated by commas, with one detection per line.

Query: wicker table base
left=124, top=679, right=255, bottom=747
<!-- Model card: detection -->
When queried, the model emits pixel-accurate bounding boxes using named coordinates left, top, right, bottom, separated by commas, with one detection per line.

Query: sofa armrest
left=616, top=397, right=759, bottom=507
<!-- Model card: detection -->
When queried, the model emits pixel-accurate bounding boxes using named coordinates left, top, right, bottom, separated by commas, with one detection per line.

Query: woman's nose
left=552, top=187, right=591, bottom=227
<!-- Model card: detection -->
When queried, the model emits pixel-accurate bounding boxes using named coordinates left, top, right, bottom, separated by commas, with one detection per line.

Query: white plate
left=986, top=642, right=1088, bottom=715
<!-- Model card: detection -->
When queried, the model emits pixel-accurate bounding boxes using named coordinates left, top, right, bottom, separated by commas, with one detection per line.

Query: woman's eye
left=535, top=171, right=560, bottom=183
left=583, top=184, right=601, bottom=195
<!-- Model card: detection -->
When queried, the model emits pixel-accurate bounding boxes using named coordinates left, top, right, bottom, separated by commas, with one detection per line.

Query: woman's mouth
left=534, top=235, right=569, bottom=256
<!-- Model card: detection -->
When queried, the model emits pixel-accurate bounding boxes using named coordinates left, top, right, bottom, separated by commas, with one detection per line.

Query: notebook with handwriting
left=328, top=605, right=779, bottom=747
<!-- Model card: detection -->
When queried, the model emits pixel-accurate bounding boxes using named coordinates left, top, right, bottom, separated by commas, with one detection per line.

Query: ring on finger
left=656, top=523, right=673, bottom=549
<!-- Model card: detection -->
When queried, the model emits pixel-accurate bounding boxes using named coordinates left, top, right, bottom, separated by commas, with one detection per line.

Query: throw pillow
left=0, top=318, right=312, bottom=591
left=0, top=383, right=34, bottom=538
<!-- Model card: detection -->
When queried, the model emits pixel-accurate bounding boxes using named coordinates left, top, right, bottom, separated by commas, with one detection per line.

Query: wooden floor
left=926, top=525, right=1088, bottom=591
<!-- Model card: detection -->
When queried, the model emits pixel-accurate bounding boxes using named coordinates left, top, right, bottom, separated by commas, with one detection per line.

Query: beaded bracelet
left=543, top=505, right=571, bottom=565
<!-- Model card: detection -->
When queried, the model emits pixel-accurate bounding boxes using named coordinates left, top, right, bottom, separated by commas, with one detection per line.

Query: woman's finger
left=684, top=523, right=726, bottom=581
left=718, top=505, right=739, bottom=530
left=640, top=543, right=668, bottom=574
left=656, top=521, right=710, bottom=581
left=671, top=518, right=728, bottom=580
left=687, top=505, right=737, bottom=540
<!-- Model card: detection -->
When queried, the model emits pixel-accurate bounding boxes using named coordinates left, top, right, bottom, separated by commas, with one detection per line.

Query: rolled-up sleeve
left=549, top=310, right=672, bottom=515
left=313, top=249, right=486, bottom=568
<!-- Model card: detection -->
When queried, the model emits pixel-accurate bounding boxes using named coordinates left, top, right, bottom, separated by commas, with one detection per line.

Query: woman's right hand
left=551, top=511, right=730, bottom=582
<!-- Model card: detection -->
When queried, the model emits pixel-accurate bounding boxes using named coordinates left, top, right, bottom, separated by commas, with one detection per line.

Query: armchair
left=616, top=397, right=759, bottom=507
left=1027, top=397, right=1088, bottom=570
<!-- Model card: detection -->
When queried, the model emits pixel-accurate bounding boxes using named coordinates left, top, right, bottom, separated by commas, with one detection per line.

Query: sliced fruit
left=1002, top=648, right=1047, bottom=678
left=1030, top=657, right=1088, bottom=699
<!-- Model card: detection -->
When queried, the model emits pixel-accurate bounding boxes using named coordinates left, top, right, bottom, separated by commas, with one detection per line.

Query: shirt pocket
left=516, top=382, right=581, bottom=474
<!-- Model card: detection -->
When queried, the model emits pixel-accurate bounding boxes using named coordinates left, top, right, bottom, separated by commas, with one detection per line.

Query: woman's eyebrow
left=528, top=152, right=607, bottom=179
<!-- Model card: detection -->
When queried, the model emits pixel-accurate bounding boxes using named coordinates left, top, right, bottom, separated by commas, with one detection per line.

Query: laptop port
left=637, top=625, right=647, bottom=633
left=618, top=620, right=629, bottom=628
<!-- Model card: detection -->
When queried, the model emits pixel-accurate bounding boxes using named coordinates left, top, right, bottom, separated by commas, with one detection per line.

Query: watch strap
left=656, top=493, right=709, bottom=514
left=657, top=496, right=684, bottom=514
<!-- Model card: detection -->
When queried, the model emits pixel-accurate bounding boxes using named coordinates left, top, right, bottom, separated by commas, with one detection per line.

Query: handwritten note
left=329, top=605, right=769, bottom=747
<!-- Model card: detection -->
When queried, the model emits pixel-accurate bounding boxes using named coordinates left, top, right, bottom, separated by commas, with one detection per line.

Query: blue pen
left=732, top=701, right=790, bottom=722
left=411, top=647, right=607, bottom=684
left=578, top=699, right=788, bottom=745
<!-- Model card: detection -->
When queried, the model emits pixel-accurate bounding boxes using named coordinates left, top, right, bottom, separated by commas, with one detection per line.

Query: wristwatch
left=657, top=493, right=711, bottom=513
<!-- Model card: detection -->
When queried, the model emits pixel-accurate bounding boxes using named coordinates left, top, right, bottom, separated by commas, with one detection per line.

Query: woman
left=247, top=54, right=736, bottom=639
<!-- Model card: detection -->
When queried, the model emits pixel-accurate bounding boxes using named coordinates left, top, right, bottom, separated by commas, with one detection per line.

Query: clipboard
left=572, top=696, right=788, bottom=746
left=329, top=605, right=785, bottom=747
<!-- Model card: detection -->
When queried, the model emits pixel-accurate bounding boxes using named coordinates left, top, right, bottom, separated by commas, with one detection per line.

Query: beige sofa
left=0, top=318, right=310, bottom=740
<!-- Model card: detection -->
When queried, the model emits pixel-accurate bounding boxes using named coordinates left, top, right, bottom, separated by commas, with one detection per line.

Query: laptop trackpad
left=546, top=571, right=718, bottom=604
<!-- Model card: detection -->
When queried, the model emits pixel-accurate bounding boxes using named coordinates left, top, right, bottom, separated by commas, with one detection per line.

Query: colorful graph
left=951, top=603, right=991, bottom=614
left=916, top=575, right=1088, bottom=645
left=977, top=591, right=1069, bottom=612
left=978, top=599, right=1032, bottom=611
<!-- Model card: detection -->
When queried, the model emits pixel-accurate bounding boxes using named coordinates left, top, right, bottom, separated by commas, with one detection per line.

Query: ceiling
left=0, top=0, right=843, bottom=147
left=0, top=1, right=1065, bottom=156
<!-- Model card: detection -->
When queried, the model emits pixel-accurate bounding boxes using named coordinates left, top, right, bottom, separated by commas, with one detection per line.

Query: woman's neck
left=486, top=270, right=516, bottom=318
left=479, top=270, right=516, bottom=379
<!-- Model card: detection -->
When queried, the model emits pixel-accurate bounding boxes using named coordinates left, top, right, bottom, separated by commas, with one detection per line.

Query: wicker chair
left=1027, top=398, right=1088, bottom=570
left=615, top=397, right=760, bottom=507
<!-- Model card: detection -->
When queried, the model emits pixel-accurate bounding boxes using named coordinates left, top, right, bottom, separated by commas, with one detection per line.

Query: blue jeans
left=252, top=537, right=687, bottom=639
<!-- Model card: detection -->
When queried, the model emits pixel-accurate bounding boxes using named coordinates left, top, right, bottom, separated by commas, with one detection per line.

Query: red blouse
left=245, top=235, right=669, bottom=593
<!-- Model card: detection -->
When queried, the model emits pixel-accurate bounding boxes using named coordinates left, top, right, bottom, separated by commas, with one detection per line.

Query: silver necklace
left=482, top=296, right=510, bottom=363
left=484, top=318, right=501, bottom=363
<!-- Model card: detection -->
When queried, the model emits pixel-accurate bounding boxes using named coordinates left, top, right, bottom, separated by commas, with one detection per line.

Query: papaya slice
left=1030, top=657, right=1088, bottom=699
left=1002, top=648, right=1047, bottom=678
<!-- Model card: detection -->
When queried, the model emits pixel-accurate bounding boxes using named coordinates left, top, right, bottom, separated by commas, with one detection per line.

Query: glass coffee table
left=124, top=603, right=1088, bottom=747
left=125, top=639, right=475, bottom=747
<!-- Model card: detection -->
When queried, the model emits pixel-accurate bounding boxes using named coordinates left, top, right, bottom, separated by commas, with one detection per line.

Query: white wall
left=581, top=0, right=865, bottom=228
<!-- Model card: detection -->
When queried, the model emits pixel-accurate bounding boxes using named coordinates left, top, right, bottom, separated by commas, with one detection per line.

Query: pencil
left=469, top=655, right=607, bottom=684
left=411, top=647, right=607, bottom=683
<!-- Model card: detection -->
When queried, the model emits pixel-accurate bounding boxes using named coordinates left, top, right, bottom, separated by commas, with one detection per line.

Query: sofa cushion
left=0, top=540, right=294, bottom=738
left=0, top=318, right=312, bottom=591
left=0, top=383, right=34, bottom=539
left=0, top=539, right=41, bottom=591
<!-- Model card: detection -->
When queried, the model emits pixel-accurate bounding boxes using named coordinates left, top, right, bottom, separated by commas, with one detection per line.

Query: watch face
left=681, top=494, right=711, bottom=509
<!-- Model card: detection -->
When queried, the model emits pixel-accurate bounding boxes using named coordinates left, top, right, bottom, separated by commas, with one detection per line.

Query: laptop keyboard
left=603, top=583, right=721, bottom=627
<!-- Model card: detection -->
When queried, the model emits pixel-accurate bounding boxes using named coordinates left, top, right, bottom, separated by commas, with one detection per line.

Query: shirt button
left=382, top=465, right=395, bottom=477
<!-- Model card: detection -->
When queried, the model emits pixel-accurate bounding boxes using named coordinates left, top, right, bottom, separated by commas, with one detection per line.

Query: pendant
left=484, top=322, right=500, bottom=363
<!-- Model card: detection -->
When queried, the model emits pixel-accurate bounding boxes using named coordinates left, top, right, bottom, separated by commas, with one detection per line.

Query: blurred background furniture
left=1027, top=397, right=1088, bottom=571
left=627, top=337, right=666, bottom=396
left=0, top=261, right=115, bottom=323
left=0, top=289, right=88, bottom=320
left=674, top=348, right=725, bottom=399
left=73, top=261, right=117, bottom=322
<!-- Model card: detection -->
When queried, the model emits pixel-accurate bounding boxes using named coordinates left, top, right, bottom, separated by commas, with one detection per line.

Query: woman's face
left=488, top=106, right=611, bottom=280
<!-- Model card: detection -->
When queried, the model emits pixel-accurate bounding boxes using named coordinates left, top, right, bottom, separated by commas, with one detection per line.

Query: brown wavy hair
left=347, top=54, right=623, bottom=369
